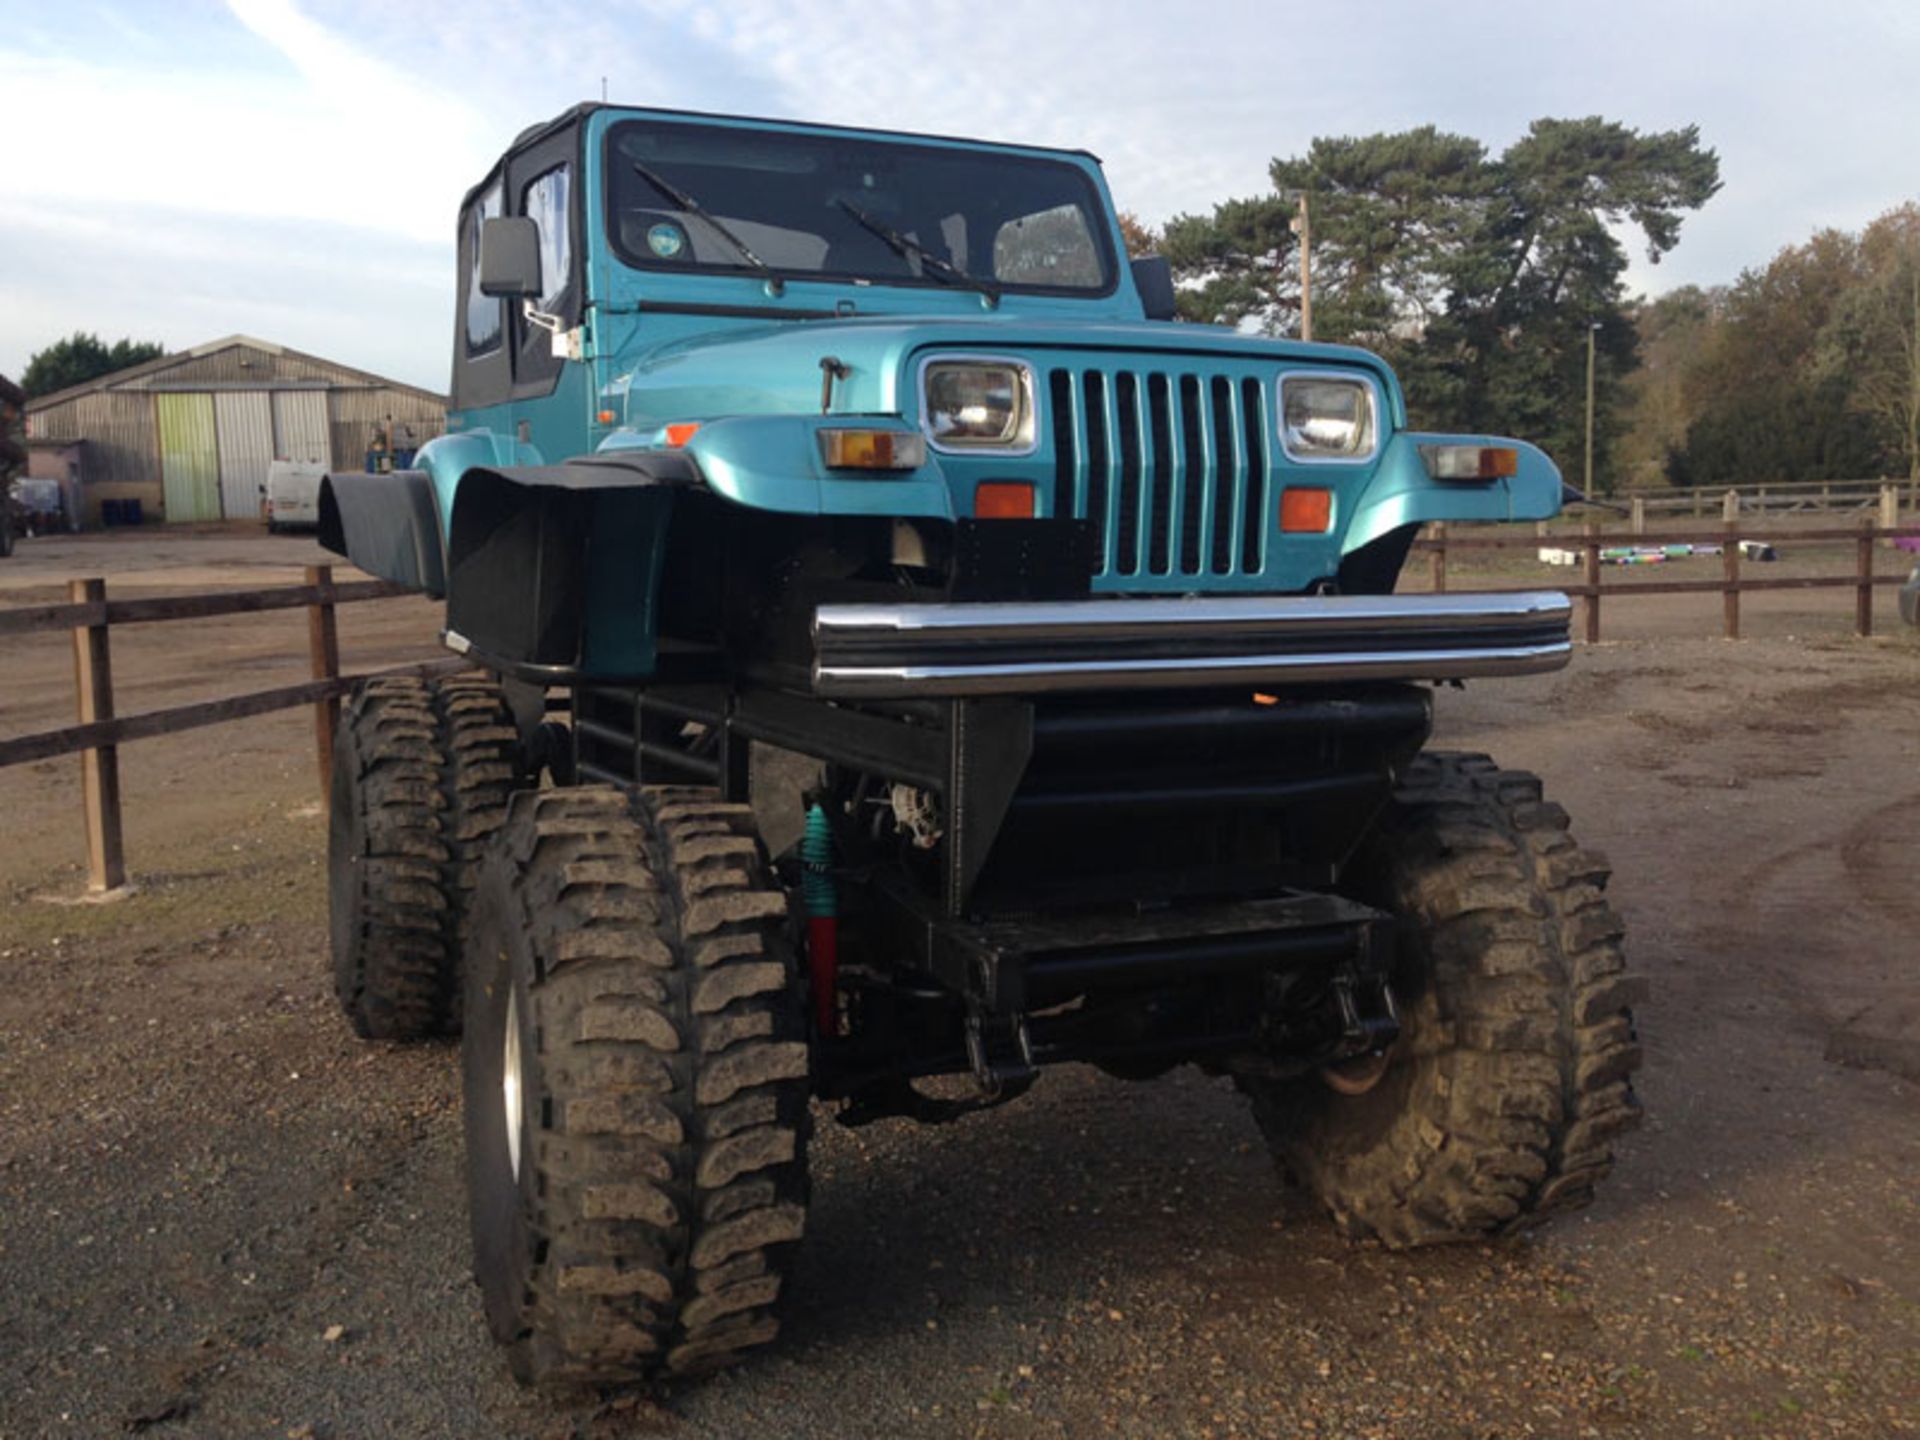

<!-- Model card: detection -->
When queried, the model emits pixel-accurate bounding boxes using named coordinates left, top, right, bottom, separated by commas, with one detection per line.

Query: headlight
left=921, top=359, right=1035, bottom=450
left=1280, top=374, right=1377, bottom=461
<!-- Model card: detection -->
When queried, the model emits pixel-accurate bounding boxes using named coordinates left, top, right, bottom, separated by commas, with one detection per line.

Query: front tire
left=327, top=673, right=521, bottom=1039
left=463, top=785, right=810, bottom=1386
left=1244, top=752, right=1645, bottom=1246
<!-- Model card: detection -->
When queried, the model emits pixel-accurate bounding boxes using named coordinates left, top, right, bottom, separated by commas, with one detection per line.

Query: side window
left=522, top=164, right=572, bottom=309
left=464, top=180, right=504, bottom=354
left=993, top=203, right=1101, bottom=287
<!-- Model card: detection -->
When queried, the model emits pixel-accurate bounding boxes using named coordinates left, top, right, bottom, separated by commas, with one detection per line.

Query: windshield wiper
left=835, top=198, right=1000, bottom=307
left=628, top=159, right=785, bottom=296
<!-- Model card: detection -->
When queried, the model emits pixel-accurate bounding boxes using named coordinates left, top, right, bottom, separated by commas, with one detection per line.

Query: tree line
left=1132, top=118, right=1920, bottom=491
left=1128, top=117, right=1725, bottom=494
left=20, top=333, right=167, bottom=400
left=1619, top=205, right=1920, bottom=487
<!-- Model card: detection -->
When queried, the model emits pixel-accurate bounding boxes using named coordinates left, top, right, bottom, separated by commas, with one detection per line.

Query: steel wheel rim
left=1319, top=1045, right=1394, bottom=1096
left=503, top=988, right=524, bottom=1182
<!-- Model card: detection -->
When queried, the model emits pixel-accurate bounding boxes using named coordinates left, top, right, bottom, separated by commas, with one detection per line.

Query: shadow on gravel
left=785, top=1068, right=1364, bottom=1349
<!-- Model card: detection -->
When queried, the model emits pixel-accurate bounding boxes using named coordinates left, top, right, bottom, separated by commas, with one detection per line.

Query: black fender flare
left=442, top=452, right=700, bottom=680
left=317, top=469, right=446, bottom=596
left=444, top=451, right=698, bottom=575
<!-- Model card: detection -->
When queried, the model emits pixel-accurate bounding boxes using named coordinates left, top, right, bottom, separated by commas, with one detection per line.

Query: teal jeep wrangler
left=319, top=104, right=1641, bottom=1385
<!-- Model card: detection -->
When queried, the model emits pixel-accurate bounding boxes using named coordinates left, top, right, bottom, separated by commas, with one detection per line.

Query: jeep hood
left=605, top=316, right=1404, bottom=431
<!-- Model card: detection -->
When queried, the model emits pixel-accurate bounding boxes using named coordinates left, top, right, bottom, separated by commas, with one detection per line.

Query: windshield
left=605, top=119, right=1116, bottom=296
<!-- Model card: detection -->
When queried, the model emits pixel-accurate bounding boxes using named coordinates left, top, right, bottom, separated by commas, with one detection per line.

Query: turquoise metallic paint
left=451, top=107, right=1155, bottom=457
left=415, top=428, right=545, bottom=531
left=434, top=104, right=1566, bottom=629
left=1342, top=434, right=1563, bottom=552
left=914, top=341, right=1399, bottom=593
left=603, top=418, right=955, bottom=519
left=597, top=316, right=1404, bottom=432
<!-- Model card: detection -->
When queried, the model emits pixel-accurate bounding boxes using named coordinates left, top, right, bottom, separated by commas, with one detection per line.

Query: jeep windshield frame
left=603, top=118, right=1119, bottom=300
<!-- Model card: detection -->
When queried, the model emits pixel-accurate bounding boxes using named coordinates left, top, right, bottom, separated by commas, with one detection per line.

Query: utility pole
left=1289, top=192, right=1313, bottom=342
left=1584, top=322, right=1600, bottom=496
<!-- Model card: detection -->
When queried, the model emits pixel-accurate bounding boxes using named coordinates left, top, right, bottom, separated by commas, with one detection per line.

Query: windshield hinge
left=522, top=301, right=583, bottom=361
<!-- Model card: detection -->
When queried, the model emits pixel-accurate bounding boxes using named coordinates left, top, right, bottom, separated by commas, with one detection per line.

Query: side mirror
left=1131, top=255, right=1177, bottom=322
left=479, top=216, right=542, bottom=298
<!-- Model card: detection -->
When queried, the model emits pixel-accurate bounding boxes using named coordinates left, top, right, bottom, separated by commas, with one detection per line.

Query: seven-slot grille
left=1047, top=366, right=1274, bottom=580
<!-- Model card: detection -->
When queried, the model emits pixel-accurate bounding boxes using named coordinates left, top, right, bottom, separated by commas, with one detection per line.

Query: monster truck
left=318, top=105, right=1642, bottom=1385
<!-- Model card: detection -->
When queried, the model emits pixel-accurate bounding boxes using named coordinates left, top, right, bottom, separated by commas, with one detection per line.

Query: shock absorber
left=799, top=802, right=838, bottom=1038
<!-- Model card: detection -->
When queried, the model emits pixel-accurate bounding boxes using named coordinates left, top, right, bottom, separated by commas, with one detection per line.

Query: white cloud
left=6, top=0, right=1920, bottom=386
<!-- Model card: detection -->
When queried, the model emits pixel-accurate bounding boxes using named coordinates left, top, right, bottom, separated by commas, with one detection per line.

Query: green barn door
left=156, top=392, right=221, bottom=522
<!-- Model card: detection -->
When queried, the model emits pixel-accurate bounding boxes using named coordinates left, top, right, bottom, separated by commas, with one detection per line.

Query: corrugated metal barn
left=23, top=336, right=446, bottom=525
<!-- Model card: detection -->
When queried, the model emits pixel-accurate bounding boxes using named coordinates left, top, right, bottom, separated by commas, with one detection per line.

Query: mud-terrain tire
left=327, top=673, right=522, bottom=1040
left=1244, top=752, right=1644, bottom=1246
left=462, top=785, right=810, bottom=1386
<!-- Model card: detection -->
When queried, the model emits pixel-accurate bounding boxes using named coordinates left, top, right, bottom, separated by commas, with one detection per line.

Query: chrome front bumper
left=812, top=591, right=1572, bottom=698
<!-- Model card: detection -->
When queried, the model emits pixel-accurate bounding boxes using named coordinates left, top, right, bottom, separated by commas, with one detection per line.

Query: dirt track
left=1, top=530, right=1916, bottom=1439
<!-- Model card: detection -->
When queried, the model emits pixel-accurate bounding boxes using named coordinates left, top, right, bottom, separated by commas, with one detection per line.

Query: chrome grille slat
left=1240, top=376, right=1267, bottom=574
left=1051, top=363, right=1276, bottom=583
left=1178, top=375, right=1205, bottom=577
left=1118, top=372, right=1143, bottom=576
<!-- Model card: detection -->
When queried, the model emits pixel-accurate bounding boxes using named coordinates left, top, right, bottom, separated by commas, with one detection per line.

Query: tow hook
left=965, top=1008, right=1036, bottom=1099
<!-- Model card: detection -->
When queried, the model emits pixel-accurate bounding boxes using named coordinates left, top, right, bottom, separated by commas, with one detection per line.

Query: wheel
left=463, top=785, right=810, bottom=1385
left=1242, top=752, right=1644, bottom=1246
left=327, top=673, right=523, bottom=1040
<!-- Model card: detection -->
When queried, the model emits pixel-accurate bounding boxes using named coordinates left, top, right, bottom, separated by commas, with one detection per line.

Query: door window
left=465, top=180, right=504, bottom=354
left=522, top=165, right=572, bottom=310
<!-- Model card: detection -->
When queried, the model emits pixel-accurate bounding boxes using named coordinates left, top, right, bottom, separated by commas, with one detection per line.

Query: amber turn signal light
left=1280, top=486, right=1333, bottom=533
left=974, top=481, right=1036, bottom=519
left=1419, top=444, right=1517, bottom=480
left=819, top=429, right=927, bottom=471
left=664, top=421, right=702, bottom=447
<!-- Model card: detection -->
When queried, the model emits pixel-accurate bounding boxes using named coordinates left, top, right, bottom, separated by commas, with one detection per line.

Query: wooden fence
left=1614, top=478, right=1916, bottom=521
left=5, top=524, right=1916, bottom=893
left=1417, top=517, right=1920, bottom=644
left=0, top=565, right=459, bottom=894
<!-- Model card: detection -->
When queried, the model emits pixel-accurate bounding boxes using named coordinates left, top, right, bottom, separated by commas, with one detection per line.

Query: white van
left=264, top=459, right=328, bottom=532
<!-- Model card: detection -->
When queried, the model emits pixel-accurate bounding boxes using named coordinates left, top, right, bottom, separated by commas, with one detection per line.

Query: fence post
left=1630, top=495, right=1646, bottom=535
left=1856, top=515, right=1875, bottom=637
left=69, top=578, right=127, bottom=893
left=1429, top=522, right=1447, bottom=593
left=307, top=564, right=341, bottom=806
left=1882, top=484, right=1901, bottom=543
left=1723, top=518, right=1741, bottom=640
left=1692, top=488, right=1703, bottom=519
left=1583, top=518, right=1602, bottom=644
left=1721, top=489, right=1739, bottom=525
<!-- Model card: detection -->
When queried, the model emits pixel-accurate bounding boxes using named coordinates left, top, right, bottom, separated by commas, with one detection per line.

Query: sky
left=2, top=0, right=1917, bottom=393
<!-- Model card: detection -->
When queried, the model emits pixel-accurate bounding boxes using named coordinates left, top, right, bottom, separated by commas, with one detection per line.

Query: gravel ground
left=0, top=530, right=1915, bottom=1438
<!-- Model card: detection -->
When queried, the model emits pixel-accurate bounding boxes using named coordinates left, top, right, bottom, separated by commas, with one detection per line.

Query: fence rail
left=5, top=524, right=1916, bottom=891
left=0, top=566, right=452, bottom=893
left=1417, top=517, right=1920, bottom=644
left=1586, top=478, right=1915, bottom=524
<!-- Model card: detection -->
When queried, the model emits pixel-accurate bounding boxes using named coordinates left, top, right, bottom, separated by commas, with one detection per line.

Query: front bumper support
left=812, top=591, right=1572, bottom=698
